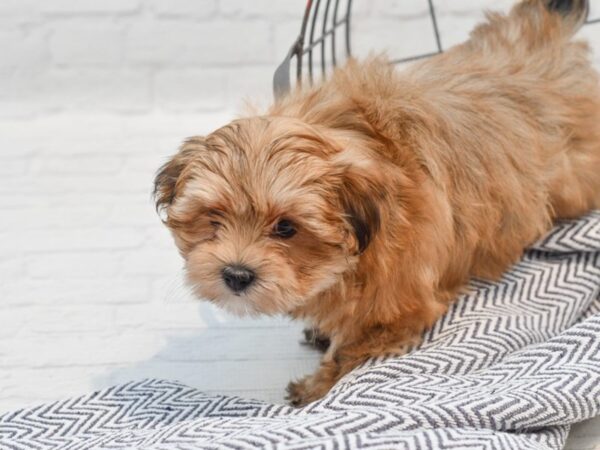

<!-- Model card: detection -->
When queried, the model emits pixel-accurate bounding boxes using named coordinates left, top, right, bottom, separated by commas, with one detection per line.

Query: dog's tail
left=541, top=0, right=589, bottom=34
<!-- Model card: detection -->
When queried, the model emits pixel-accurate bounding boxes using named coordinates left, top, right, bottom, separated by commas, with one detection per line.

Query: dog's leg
left=287, top=326, right=421, bottom=407
left=286, top=358, right=340, bottom=407
left=301, top=327, right=331, bottom=352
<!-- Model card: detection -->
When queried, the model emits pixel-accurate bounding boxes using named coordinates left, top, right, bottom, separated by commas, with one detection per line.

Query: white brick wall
left=1, top=1, right=600, bottom=446
left=0, top=0, right=306, bottom=118
left=1, top=0, right=599, bottom=118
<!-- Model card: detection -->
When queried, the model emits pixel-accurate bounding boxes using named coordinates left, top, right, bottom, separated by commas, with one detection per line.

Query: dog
left=154, top=0, right=600, bottom=407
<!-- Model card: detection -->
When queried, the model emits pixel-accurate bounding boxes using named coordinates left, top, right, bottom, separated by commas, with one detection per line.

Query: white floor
left=0, top=113, right=598, bottom=448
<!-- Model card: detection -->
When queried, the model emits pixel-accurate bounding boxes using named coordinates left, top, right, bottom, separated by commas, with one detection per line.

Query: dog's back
left=414, top=0, right=600, bottom=214
left=273, top=0, right=600, bottom=281
left=409, top=0, right=600, bottom=280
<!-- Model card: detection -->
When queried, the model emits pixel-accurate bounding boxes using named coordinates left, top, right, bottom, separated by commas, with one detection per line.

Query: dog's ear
left=153, top=138, right=203, bottom=218
left=338, top=167, right=383, bottom=255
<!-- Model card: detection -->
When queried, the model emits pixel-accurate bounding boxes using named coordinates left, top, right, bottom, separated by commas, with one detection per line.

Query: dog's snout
left=222, top=265, right=256, bottom=293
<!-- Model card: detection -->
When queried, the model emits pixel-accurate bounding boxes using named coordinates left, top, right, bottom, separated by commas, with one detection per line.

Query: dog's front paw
left=285, top=372, right=335, bottom=407
left=286, top=377, right=322, bottom=407
left=285, top=378, right=309, bottom=407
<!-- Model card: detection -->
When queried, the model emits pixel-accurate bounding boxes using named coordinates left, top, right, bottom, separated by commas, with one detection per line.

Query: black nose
left=222, top=265, right=256, bottom=293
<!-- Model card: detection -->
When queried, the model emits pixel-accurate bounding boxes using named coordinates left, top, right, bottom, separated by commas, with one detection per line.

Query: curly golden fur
left=155, top=0, right=600, bottom=406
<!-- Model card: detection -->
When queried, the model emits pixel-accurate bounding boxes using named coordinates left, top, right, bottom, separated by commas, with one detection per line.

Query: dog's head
left=155, top=116, right=392, bottom=316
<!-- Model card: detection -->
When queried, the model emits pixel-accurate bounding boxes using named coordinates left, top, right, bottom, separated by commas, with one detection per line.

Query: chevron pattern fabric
left=1, top=211, right=599, bottom=450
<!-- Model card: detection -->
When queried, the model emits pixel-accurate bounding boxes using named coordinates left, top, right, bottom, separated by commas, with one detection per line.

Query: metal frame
left=274, top=1, right=600, bottom=99
left=273, top=0, right=353, bottom=99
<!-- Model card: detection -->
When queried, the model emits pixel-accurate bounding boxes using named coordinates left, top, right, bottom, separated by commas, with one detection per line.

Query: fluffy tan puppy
left=154, top=0, right=600, bottom=406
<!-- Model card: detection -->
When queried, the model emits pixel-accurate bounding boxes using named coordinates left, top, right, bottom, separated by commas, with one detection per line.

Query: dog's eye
left=273, top=219, right=296, bottom=238
left=208, top=209, right=224, bottom=229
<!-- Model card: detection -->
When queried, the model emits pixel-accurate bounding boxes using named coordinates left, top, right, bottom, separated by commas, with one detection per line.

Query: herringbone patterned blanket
left=1, top=212, right=599, bottom=449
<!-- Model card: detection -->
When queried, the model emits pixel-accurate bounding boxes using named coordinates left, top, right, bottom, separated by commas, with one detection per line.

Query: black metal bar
left=320, top=0, right=332, bottom=77
left=273, top=41, right=297, bottom=99
left=277, top=0, right=600, bottom=100
left=428, top=0, right=443, bottom=53
left=296, top=0, right=314, bottom=86
left=308, top=0, right=322, bottom=83
left=331, top=0, right=341, bottom=66
left=345, top=0, right=352, bottom=57
left=389, top=51, right=442, bottom=65
left=300, top=27, right=339, bottom=54
left=296, top=17, right=349, bottom=56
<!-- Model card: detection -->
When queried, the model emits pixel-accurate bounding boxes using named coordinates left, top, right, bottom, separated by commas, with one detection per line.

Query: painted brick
left=40, top=0, right=142, bottom=16
left=120, top=247, right=182, bottom=276
left=15, top=228, right=146, bottom=253
left=49, top=23, right=124, bottom=66
left=25, top=251, right=122, bottom=278
left=342, top=0, right=431, bottom=19
left=36, top=154, right=123, bottom=174
left=219, top=0, right=305, bottom=18
left=0, top=306, right=27, bottom=338
left=6, top=69, right=153, bottom=115
left=154, top=69, right=227, bottom=111
left=152, top=0, right=218, bottom=18
left=225, top=65, right=276, bottom=108
left=0, top=30, right=49, bottom=69
left=1, top=279, right=150, bottom=306
left=11, top=305, right=114, bottom=334
left=0, top=205, right=111, bottom=232
left=0, top=0, right=598, bottom=117
left=591, top=1, right=600, bottom=20
left=0, top=0, right=35, bottom=17
left=126, top=20, right=274, bottom=66
left=0, top=157, right=29, bottom=177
